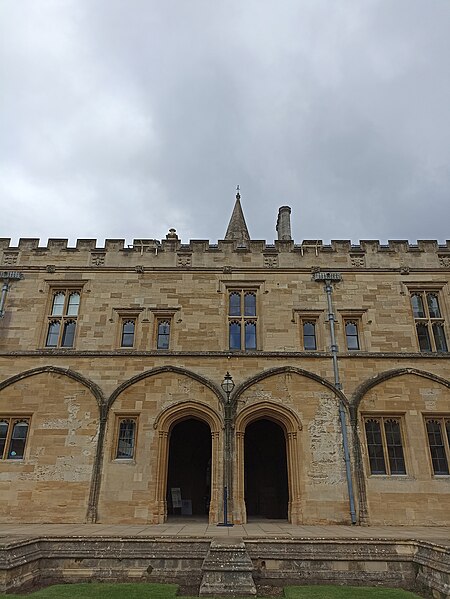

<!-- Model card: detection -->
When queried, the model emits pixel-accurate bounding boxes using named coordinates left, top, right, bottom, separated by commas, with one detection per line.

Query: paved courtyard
left=1, top=520, right=449, bottom=546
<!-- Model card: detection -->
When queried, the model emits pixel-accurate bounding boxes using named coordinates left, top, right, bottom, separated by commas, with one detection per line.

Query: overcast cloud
left=1, top=0, right=450, bottom=246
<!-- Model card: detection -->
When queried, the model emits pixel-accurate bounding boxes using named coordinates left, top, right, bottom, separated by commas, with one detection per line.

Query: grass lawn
left=0, top=582, right=423, bottom=598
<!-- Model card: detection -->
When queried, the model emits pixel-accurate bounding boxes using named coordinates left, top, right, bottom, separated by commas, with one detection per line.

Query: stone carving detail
left=3, top=252, right=18, bottom=265
left=223, top=265, right=232, bottom=274
left=350, top=255, right=365, bottom=268
left=135, top=265, right=144, bottom=274
left=400, top=266, right=410, bottom=275
left=439, top=256, right=450, bottom=268
left=46, top=265, right=56, bottom=273
left=91, top=253, right=105, bottom=267
left=310, top=266, right=320, bottom=274
left=264, top=255, right=278, bottom=268
left=177, top=254, right=192, bottom=268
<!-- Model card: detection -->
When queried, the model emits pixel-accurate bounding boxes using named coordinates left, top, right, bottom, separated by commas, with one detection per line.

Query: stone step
left=200, top=537, right=256, bottom=596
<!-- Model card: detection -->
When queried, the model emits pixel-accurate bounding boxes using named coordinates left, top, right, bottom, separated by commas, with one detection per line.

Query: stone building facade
left=0, top=195, right=449, bottom=527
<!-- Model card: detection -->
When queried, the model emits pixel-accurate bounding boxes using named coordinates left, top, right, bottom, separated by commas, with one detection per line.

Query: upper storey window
left=228, top=291, right=257, bottom=350
left=45, top=290, right=80, bottom=348
left=411, top=291, right=447, bottom=352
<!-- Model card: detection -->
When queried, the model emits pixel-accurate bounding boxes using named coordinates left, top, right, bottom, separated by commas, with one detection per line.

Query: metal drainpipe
left=324, top=278, right=357, bottom=525
left=0, top=280, right=9, bottom=318
left=0, top=272, right=24, bottom=318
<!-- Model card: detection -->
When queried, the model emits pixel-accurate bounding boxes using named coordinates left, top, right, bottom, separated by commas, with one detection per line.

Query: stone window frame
left=227, top=287, right=261, bottom=351
left=112, top=415, right=139, bottom=462
left=424, top=416, right=450, bottom=476
left=219, top=281, right=264, bottom=352
left=410, top=290, right=447, bottom=353
left=338, top=310, right=367, bottom=352
left=293, top=310, right=324, bottom=351
left=362, top=414, right=408, bottom=477
left=0, top=416, right=31, bottom=461
left=149, top=308, right=180, bottom=351
left=42, top=283, right=85, bottom=349
left=113, top=308, right=144, bottom=350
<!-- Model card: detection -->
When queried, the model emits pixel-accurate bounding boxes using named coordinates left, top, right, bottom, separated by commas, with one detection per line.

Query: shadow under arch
left=232, top=365, right=349, bottom=408
left=350, top=367, right=450, bottom=526
left=153, top=400, right=222, bottom=524
left=0, top=365, right=105, bottom=407
left=234, top=400, right=303, bottom=525
left=107, top=365, right=224, bottom=410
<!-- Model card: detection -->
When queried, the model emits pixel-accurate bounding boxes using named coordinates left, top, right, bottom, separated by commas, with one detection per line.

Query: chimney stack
left=276, top=206, right=292, bottom=241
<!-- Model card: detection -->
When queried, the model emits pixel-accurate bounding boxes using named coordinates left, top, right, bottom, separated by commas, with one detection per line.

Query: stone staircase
left=200, top=537, right=256, bottom=596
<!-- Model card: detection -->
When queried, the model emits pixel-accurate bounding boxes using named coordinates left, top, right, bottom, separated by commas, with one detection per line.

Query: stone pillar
left=276, top=206, right=292, bottom=241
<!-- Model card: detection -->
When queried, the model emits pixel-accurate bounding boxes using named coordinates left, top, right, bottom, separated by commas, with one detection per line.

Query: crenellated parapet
left=0, top=236, right=449, bottom=270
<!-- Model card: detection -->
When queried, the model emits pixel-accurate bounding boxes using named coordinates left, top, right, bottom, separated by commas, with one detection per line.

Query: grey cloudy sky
left=1, top=0, right=450, bottom=246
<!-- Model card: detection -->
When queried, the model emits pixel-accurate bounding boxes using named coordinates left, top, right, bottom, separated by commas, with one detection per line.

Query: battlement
left=1, top=236, right=449, bottom=271
left=1, top=237, right=449, bottom=253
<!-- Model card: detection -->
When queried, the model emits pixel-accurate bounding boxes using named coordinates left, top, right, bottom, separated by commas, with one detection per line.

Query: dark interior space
left=166, top=418, right=211, bottom=517
left=244, top=418, right=288, bottom=519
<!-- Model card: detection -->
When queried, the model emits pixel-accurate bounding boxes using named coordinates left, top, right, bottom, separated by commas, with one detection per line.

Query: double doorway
left=165, top=416, right=289, bottom=521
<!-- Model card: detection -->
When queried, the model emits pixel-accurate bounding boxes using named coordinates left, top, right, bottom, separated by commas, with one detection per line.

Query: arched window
left=157, top=320, right=171, bottom=350
left=410, top=290, right=447, bottom=352
left=228, top=289, right=258, bottom=350
left=121, top=320, right=135, bottom=347
left=46, top=288, right=81, bottom=348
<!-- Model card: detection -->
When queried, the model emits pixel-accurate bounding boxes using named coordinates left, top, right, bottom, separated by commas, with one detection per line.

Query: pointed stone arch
left=234, top=401, right=302, bottom=525
left=107, top=365, right=223, bottom=409
left=233, top=365, right=349, bottom=408
left=153, top=400, right=222, bottom=524
left=350, top=367, right=450, bottom=526
left=0, top=365, right=105, bottom=407
left=351, top=367, right=450, bottom=415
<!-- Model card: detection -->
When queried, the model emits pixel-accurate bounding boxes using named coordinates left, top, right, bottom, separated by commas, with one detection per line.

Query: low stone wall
left=0, top=536, right=448, bottom=598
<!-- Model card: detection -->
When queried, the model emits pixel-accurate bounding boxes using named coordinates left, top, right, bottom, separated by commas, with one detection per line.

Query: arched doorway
left=166, top=418, right=211, bottom=518
left=244, top=418, right=288, bottom=519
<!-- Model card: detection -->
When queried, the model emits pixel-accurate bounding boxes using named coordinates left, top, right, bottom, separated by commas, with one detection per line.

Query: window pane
left=51, top=292, right=65, bottom=316
left=433, top=323, right=448, bottom=352
left=116, top=420, right=136, bottom=459
left=229, top=293, right=241, bottom=316
left=365, top=419, right=386, bottom=474
left=411, top=294, right=425, bottom=318
left=157, top=321, right=170, bottom=349
left=0, top=421, right=8, bottom=459
left=67, top=292, right=80, bottom=316
left=46, top=321, right=60, bottom=347
left=345, top=322, right=359, bottom=350
left=229, top=321, right=241, bottom=350
left=417, top=323, right=431, bottom=352
left=8, top=421, right=28, bottom=459
left=384, top=419, right=406, bottom=474
left=427, top=293, right=441, bottom=319
left=61, top=320, right=76, bottom=347
left=121, top=320, right=135, bottom=347
left=245, top=321, right=257, bottom=350
left=244, top=293, right=256, bottom=316
left=303, top=322, right=316, bottom=350
left=426, top=420, right=449, bottom=475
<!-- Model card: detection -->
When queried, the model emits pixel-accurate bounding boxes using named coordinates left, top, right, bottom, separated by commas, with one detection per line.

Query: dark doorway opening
left=166, top=418, right=211, bottom=518
left=244, top=418, right=288, bottom=519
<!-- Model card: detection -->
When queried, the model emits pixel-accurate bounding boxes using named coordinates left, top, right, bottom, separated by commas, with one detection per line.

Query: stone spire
left=224, top=186, right=250, bottom=242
